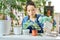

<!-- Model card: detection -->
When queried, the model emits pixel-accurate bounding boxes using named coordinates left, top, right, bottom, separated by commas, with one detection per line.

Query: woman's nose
left=30, top=11, right=33, bottom=13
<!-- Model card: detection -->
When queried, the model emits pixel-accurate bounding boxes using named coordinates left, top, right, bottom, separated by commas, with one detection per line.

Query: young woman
left=22, top=1, right=44, bottom=33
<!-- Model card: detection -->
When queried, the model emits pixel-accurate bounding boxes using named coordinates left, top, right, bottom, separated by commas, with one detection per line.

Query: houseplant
left=23, top=20, right=41, bottom=36
left=31, top=23, right=41, bottom=36
left=0, top=12, right=11, bottom=35
left=23, top=20, right=41, bottom=30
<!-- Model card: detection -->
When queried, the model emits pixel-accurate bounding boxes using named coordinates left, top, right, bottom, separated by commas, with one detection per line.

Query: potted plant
left=0, top=12, right=6, bottom=36
left=0, top=0, right=26, bottom=35
left=0, top=12, right=11, bottom=35
left=23, top=20, right=41, bottom=36
left=31, top=23, right=41, bottom=36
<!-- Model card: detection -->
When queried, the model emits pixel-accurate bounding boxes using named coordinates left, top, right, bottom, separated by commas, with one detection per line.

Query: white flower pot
left=0, top=20, right=11, bottom=36
left=0, top=20, right=4, bottom=36
left=44, top=21, right=53, bottom=30
left=23, top=29, right=29, bottom=35
left=44, top=21, right=53, bottom=35
left=13, top=26, right=22, bottom=35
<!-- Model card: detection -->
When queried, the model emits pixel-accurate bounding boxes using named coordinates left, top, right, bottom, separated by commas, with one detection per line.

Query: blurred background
left=0, top=0, right=60, bottom=34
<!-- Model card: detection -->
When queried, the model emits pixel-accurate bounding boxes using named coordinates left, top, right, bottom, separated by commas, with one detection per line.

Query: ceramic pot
left=32, top=29, right=37, bottom=36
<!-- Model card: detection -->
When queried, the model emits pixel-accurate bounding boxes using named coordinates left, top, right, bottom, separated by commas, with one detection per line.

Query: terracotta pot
left=32, top=30, right=37, bottom=36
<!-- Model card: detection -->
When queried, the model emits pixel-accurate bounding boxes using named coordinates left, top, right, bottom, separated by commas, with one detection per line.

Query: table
left=0, top=34, right=60, bottom=40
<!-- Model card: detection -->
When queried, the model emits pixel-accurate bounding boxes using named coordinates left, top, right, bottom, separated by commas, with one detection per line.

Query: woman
left=46, top=9, right=56, bottom=31
left=22, top=1, right=44, bottom=33
left=47, top=9, right=51, bottom=17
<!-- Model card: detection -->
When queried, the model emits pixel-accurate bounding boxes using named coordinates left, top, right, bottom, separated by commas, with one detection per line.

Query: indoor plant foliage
left=0, top=0, right=47, bottom=16
left=38, top=16, right=52, bottom=24
left=23, top=20, right=41, bottom=30
left=0, top=0, right=26, bottom=16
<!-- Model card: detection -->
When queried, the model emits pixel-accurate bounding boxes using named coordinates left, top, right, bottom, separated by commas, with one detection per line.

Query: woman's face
left=47, top=10, right=51, bottom=16
left=27, top=5, right=36, bottom=17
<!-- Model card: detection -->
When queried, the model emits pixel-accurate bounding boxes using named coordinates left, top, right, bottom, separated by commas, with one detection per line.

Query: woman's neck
left=30, top=16, right=36, bottom=19
left=29, top=15, right=36, bottom=22
left=30, top=14, right=36, bottom=18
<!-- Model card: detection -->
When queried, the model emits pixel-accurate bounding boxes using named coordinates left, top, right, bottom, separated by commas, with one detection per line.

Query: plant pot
left=32, top=29, right=37, bottom=36
left=23, top=29, right=29, bottom=35
left=13, top=26, right=22, bottom=35
left=0, top=20, right=11, bottom=36
left=0, top=20, right=5, bottom=36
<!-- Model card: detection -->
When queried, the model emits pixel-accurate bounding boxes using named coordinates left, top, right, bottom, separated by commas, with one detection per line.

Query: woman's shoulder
left=23, top=16, right=28, bottom=19
left=22, top=16, right=29, bottom=23
left=36, top=14, right=44, bottom=18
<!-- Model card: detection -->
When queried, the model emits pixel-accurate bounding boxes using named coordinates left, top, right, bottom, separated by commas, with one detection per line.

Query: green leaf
left=17, top=5, right=23, bottom=11
left=9, top=12, right=17, bottom=20
left=32, top=23, right=41, bottom=30
left=6, top=0, right=16, bottom=5
left=17, top=0, right=26, bottom=2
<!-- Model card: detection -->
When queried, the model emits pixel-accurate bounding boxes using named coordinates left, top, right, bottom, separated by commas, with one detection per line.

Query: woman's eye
left=27, top=9, right=35, bottom=12
left=27, top=10, right=30, bottom=12
left=32, top=9, right=34, bottom=11
left=28, top=10, right=30, bottom=12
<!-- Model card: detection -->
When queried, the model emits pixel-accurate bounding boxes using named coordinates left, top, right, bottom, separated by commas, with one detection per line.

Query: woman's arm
left=22, top=16, right=33, bottom=29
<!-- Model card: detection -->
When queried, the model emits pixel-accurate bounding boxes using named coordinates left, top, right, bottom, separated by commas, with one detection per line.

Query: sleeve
left=53, top=20, right=56, bottom=27
left=22, top=16, right=33, bottom=29
left=37, top=14, right=44, bottom=28
left=22, top=17, right=27, bottom=29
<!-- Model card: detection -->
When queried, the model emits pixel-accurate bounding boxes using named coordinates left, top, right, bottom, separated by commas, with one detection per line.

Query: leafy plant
left=6, top=0, right=23, bottom=11
left=23, top=20, right=41, bottom=30
left=0, top=0, right=26, bottom=20
left=38, top=16, right=52, bottom=24
left=9, top=12, right=17, bottom=20
left=32, top=23, right=41, bottom=30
